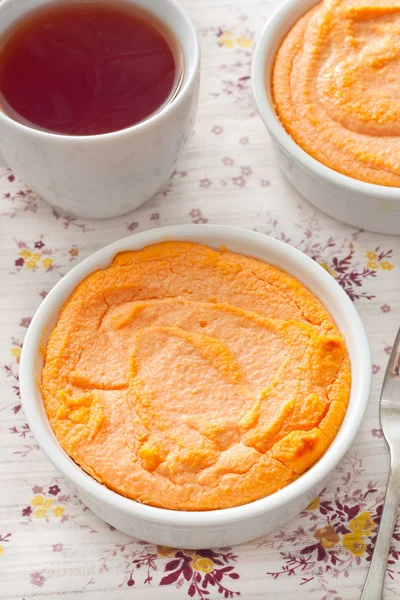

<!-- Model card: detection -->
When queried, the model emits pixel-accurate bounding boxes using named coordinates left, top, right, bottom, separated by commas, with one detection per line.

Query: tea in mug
left=0, top=2, right=182, bottom=135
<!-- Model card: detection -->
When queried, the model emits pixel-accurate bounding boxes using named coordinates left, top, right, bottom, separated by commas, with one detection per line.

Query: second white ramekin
left=252, top=0, right=400, bottom=235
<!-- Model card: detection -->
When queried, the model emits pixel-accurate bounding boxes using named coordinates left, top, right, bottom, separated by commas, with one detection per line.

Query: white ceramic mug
left=0, top=0, right=200, bottom=219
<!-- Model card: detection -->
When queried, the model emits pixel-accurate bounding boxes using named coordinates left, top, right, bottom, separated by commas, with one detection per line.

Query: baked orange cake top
left=41, top=241, right=351, bottom=511
left=272, top=0, right=400, bottom=187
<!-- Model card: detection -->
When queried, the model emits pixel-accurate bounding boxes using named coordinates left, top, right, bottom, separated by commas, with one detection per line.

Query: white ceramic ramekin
left=252, top=0, right=400, bottom=235
left=20, top=225, right=371, bottom=548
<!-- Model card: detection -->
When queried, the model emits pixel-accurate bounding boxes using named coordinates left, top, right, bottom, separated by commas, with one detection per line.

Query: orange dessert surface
left=41, top=242, right=351, bottom=510
left=272, top=0, right=400, bottom=186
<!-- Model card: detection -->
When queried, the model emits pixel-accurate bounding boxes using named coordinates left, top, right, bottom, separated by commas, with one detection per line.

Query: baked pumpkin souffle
left=272, top=0, right=400, bottom=186
left=41, top=242, right=351, bottom=510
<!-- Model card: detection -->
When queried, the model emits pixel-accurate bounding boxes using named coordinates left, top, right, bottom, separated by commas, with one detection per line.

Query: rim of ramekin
left=0, top=0, right=200, bottom=142
left=20, top=224, right=371, bottom=527
left=251, top=0, right=400, bottom=199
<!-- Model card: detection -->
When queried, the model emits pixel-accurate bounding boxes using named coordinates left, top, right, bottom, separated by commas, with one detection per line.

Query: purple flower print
left=22, top=506, right=32, bottom=517
left=189, top=209, right=208, bottom=224
left=380, top=304, right=391, bottom=313
left=34, top=241, right=45, bottom=249
left=100, top=542, right=240, bottom=594
left=200, top=178, right=212, bottom=189
left=241, top=166, right=252, bottom=176
left=211, top=125, right=223, bottom=135
left=15, top=258, right=24, bottom=267
left=222, top=157, right=234, bottom=166
left=372, top=364, right=381, bottom=374
left=52, top=544, right=63, bottom=552
left=372, top=429, right=383, bottom=439
left=232, top=175, right=246, bottom=188
left=239, top=136, right=249, bottom=145
left=30, top=572, right=45, bottom=587
left=126, top=222, right=139, bottom=232
left=48, top=485, right=60, bottom=496
left=19, top=317, right=32, bottom=328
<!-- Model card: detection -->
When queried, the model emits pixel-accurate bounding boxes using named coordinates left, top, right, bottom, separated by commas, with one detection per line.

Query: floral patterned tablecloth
left=1, top=0, right=400, bottom=598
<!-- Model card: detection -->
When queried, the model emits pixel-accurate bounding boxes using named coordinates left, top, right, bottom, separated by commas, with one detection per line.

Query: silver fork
left=361, top=327, right=400, bottom=600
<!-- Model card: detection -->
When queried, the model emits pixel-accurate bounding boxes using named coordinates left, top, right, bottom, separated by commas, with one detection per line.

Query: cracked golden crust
left=41, top=242, right=351, bottom=510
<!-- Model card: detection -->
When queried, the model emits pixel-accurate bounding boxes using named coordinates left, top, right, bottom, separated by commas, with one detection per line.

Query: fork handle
left=360, top=463, right=400, bottom=600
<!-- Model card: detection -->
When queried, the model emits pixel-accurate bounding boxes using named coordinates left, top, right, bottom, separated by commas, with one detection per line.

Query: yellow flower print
left=26, top=259, right=37, bottom=269
left=314, top=526, right=339, bottom=549
left=367, top=261, right=379, bottom=270
left=349, top=511, right=374, bottom=536
left=158, top=546, right=176, bottom=558
left=52, top=506, right=65, bottom=518
left=365, top=251, right=376, bottom=260
left=0, top=546, right=3, bottom=555
left=42, top=257, right=54, bottom=269
left=31, top=495, right=59, bottom=518
left=343, top=533, right=366, bottom=556
left=219, top=31, right=254, bottom=49
left=381, top=262, right=394, bottom=271
left=219, top=31, right=235, bottom=48
left=10, top=347, right=21, bottom=359
left=236, top=36, right=253, bottom=49
left=307, top=497, right=319, bottom=511
left=31, top=495, right=45, bottom=507
left=19, top=249, right=31, bottom=259
left=191, top=555, right=214, bottom=574
left=31, top=253, right=41, bottom=261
